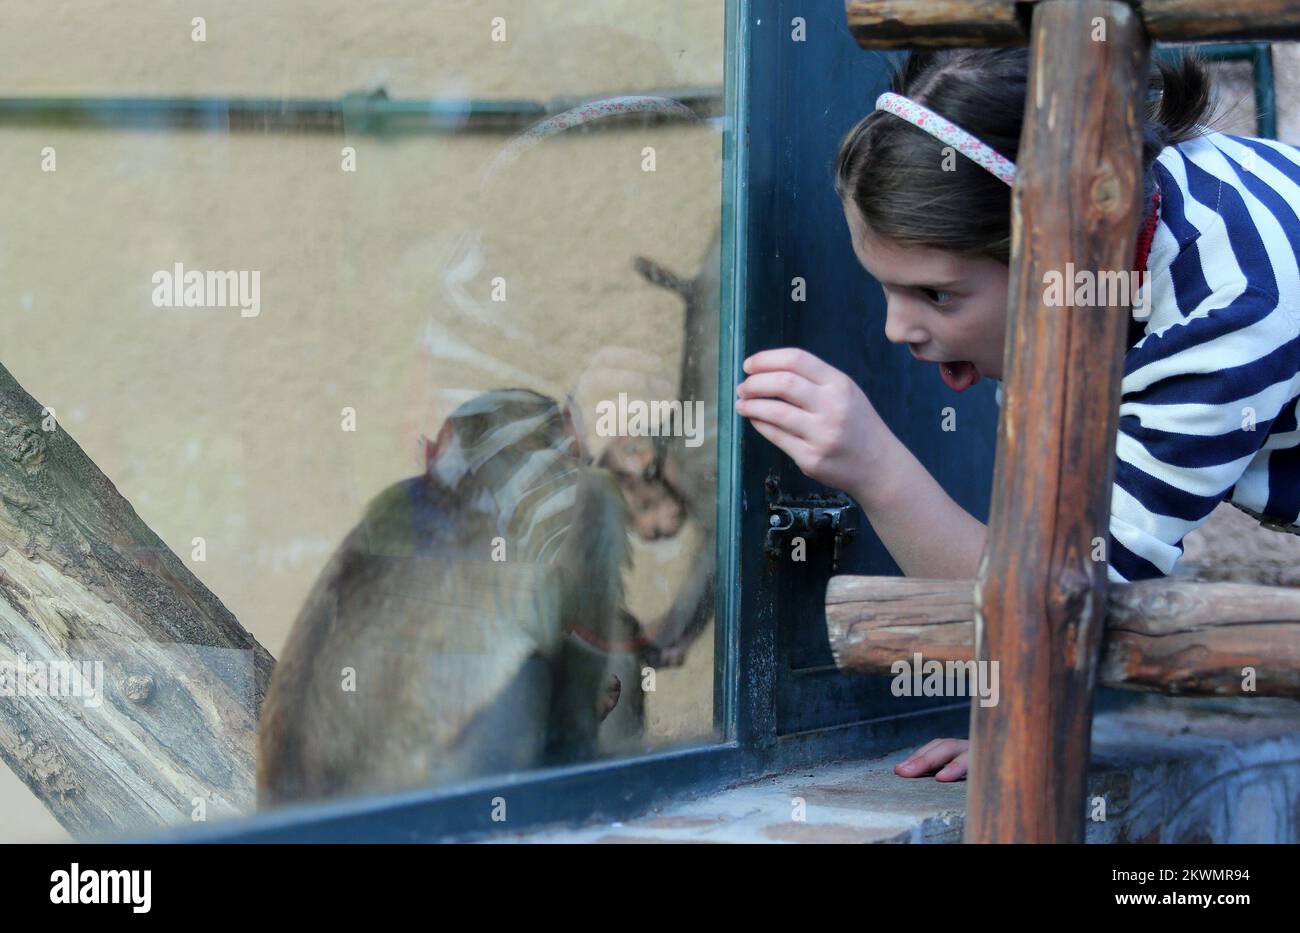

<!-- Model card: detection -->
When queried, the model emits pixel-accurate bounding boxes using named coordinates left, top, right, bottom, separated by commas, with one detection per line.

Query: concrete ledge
left=496, top=696, right=1300, bottom=843
left=1087, top=696, right=1300, bottom=843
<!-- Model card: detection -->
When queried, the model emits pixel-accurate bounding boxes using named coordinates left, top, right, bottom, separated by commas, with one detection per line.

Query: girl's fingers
left=895, top=738, right=943, bottom=774
left=736, top=370, right=820, bottom=411
left=895, top=739, right=968, bottom=777
left=935, top=750, right=970, bottom=782
left=909, top=738, right=947, bottom=759
left=746, top=416, right=818, bottom=467
left=735, top=397, right=814, bottom=441
left=742, top=347, right=840, bottom=385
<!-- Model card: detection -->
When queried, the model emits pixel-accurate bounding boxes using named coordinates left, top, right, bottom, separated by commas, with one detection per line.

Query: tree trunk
left=0, top=361, right=273, bottom=838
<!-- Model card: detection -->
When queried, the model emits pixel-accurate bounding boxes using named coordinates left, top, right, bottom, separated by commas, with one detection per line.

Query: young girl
left=735, top=49, right=1300, bottom=782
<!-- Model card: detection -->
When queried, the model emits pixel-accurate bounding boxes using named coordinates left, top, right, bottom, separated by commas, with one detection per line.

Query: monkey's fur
left=600, top=232, right=719, bottom=666
left=257, top=389, right=638, bottom=807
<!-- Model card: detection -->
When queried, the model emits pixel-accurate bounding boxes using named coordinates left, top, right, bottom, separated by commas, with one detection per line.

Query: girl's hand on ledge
left=896, top=738, right=970, bottom=782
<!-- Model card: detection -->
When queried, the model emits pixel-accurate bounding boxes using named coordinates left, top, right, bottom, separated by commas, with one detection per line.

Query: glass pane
left=0, top=0, right=724, bottom=841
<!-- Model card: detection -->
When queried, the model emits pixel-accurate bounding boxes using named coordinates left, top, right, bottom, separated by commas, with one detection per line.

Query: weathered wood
left=827, top=576, right=1300, bottom=697
left=0, top=361, right=274, bottom=838
left=846, top=0, right=1300, bottom=47
left=969, top=0, right=1149, bottom=844
left=1140, top=0, right=1300, bottom=42
left=846, top=1, right=1024, bottom=48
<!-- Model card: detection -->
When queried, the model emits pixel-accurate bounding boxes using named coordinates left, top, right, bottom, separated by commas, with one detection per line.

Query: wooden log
left=826, top=576, right=1300, bottom=697
left=845, top=0, right=1300, bottom=48
left=845, top=1, right=1025, bottom=48
left=0, top=362, right=274, bottom=838
left=1140, top=0, right=1300, bottom=42
left=969, top=0, right=1149, bottom=844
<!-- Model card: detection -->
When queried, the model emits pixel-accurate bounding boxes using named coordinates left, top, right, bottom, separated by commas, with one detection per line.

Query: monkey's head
left=597, top=434, right=686, bottom=541
left=423, top=388, right=587, bottom=492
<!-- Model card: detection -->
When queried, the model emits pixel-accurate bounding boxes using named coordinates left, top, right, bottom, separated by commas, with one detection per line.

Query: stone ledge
left=494, top=695, right=1300, bottom=843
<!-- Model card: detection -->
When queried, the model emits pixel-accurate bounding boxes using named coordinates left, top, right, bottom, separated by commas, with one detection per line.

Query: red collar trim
left=1133, top=191, right=1161, bottom=277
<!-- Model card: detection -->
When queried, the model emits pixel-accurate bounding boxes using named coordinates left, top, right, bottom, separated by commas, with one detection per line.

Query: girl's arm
left=854, top=436, right=987, bottom=579
left=735, top=347, right=986, bottom=579
left=736, top=347, right=980, bottom=781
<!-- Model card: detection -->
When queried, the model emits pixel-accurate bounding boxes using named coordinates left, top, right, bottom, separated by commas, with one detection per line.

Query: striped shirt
left=997, top=131, right=1300, bottom=583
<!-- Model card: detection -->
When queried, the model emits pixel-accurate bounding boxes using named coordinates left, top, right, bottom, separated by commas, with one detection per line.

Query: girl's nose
left=882, top=299, right=926, bottom=346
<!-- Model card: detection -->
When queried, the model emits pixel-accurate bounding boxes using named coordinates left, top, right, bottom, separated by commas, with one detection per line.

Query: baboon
left=257, top=389, right=643, bottom=806
left=600, top=232, right=720, bottom=667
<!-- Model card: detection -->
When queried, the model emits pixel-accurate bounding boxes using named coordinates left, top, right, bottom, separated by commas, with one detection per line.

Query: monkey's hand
left=598, top=674, right=622, bottom=721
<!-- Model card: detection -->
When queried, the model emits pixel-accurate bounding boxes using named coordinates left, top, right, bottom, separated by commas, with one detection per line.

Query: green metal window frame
left=1189, top=42, right=1277, bottom=140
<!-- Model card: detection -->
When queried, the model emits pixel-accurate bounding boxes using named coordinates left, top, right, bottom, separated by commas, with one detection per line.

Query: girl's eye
left=921, top=287, right=954, bottom=306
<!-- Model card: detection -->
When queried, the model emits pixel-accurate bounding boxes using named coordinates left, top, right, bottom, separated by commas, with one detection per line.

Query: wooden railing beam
left=846, top=0, right=1300, bottom=48
left=826, top=576, right=1300, bottom=698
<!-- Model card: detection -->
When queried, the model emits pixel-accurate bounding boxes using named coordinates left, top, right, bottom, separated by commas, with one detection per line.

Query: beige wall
left=0, top=0, right=724, bottom=841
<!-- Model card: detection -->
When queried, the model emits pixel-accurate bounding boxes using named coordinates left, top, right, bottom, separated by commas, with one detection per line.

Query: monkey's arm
left=645, top=549, right=714, bottom=667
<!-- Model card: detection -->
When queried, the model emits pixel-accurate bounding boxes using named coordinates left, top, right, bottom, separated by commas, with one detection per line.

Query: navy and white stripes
left=993, top=131, right=1300, bottom=582
left=1108, top=132, right=1300, bottom=582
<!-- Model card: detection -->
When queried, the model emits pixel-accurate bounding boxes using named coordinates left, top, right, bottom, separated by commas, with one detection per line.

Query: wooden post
left=967, top=0, right=1149, bottom=843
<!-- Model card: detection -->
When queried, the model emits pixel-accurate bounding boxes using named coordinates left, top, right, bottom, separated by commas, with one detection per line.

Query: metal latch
left=763, top=475, right=858, bottom=570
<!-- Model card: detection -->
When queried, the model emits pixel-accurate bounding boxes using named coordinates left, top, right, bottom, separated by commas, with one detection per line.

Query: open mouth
left=937, top=360, right=981, bottom=392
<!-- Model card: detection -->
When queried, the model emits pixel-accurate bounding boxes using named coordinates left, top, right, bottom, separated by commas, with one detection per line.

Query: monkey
left=599, top=231, right=720, bottom=667
left=256, top=388, right=645, bottom=807
left=597, top=428, right=687, bottom=541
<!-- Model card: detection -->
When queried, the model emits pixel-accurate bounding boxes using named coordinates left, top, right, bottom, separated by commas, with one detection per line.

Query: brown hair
left=833, top=49, right=1214, bottom=265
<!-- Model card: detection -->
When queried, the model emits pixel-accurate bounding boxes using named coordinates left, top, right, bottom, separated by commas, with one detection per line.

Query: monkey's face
left=598, top=435, right=686, bottom=541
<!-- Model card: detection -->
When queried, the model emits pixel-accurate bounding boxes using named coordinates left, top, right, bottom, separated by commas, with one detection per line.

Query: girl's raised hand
left=735, top=348, right=900, bottom=499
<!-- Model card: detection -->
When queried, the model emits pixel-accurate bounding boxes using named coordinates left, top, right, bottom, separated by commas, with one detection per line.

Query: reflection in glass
left=0, top=1, right=723, bottom=838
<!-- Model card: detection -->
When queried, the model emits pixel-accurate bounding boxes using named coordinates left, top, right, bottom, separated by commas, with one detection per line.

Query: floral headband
left=875, top=91, right=1017, bottom=187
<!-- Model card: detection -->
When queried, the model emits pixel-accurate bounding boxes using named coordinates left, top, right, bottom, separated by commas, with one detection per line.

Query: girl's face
left=843, top=198, right=1009, bottom=389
